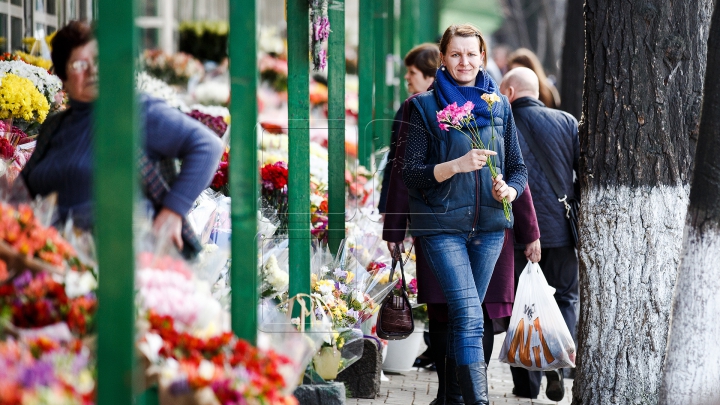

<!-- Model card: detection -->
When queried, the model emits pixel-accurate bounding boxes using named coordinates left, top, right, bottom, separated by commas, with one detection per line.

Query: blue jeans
left=420, top=230, right=505, bottom=366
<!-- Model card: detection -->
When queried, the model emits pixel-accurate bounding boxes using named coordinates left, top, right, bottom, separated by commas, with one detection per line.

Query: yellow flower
left=345, top=271, right=354, bottom=284
left=315, top=279, right=335, bottom=295
left=14, top=51, right=53, bottom=70
left=481, top=92, right=501, bottom=108
left=311, top=273, right=318, bottom=289
left=0, top=73, right=49, bottom=123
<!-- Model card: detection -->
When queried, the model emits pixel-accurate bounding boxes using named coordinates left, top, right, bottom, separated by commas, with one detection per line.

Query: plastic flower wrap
left=140, top=310, right=298, bottom=405
left=0, top=74, right=50, bottom=123
left=308, top=240, right=396, bottom=373
left=0, top=60, right=61, bottom=104
left=136, top=252, right=222, bottom=333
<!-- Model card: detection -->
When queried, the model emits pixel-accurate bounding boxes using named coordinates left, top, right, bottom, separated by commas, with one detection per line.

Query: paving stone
left=355, top=334, right=574, bottom=405
left=294, top=381, right=346, bottom=405
left=337, top=339, right=383, bottom=399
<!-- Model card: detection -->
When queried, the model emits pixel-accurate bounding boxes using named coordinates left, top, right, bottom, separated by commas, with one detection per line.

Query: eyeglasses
left=69, top=58, right=97, bottom=73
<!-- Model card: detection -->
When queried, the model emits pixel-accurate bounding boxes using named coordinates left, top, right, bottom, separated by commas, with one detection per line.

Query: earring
left=440, top=65, right=446, bottom=71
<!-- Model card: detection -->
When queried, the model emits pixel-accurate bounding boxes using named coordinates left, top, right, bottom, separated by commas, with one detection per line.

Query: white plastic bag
left=499, top=261, right=576, bottom=371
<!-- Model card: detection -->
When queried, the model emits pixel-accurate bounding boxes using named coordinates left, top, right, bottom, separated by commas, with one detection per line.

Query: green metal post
left=328, top=0, right=345, bottom=254
left=228, top=0, right=258, bottom=343
left=399, top=0, right=418, bottom=100
left=287, top=0, right=311, bottom=299
left=358, top=0, right=374, bottom=168
left=94, top=0, right=137, bottom=403
left=417, top=0, right=439, bottom=44
left=373, top=0, right=388, bottom=152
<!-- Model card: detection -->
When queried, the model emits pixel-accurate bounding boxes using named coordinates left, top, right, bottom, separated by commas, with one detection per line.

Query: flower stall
left=0, top=0, right=414, bottom=403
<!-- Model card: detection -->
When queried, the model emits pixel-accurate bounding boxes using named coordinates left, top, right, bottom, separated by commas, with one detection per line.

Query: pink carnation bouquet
left=435, top=94, right=511, bottom=220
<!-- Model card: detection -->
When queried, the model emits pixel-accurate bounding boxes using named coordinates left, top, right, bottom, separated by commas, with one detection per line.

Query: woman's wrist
left=433, top=161, right=459, bottom=182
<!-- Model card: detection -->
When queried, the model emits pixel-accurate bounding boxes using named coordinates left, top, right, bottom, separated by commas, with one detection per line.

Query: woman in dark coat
left=20, top=21, right=222, bottom=257
left=383, top=72, right=540, bottom=405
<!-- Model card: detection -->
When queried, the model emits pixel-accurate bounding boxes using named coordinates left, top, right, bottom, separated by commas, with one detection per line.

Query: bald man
left=500, top=67, right=580, bottom=402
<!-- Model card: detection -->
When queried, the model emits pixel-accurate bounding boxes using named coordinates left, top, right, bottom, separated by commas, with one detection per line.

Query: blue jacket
left=404, top=91, right=525, bottom=236
left=511, top=97, right=579, bottom=248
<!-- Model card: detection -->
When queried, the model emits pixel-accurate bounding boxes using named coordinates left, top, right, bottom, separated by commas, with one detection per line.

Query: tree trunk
left=572, top=1, right=713, bottom=404
left=559, top=0, right=584, bottom=120
left=659, top=1, right=720, bottom=402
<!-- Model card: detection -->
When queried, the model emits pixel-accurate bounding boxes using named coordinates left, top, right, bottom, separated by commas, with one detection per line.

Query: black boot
left=429, top=320, right=449, bottom=403
left=456, top=362, right=489, bottom=405
left=444, top=358, right=464, bottom=404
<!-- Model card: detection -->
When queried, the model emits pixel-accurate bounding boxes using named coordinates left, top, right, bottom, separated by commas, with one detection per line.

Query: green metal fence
left=92, top=0, right=439, bottom=402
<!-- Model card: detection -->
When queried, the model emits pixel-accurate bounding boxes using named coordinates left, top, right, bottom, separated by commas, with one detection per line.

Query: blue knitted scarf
left=433, top=67, right=503, bottom=128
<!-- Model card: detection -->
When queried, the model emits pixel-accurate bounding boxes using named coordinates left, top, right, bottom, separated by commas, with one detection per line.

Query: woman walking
left=402, top=24, right=527, bottom=404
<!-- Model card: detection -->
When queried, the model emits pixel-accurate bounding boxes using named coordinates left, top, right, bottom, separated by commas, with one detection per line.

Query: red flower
left=261, top=161, right=289, bottom=190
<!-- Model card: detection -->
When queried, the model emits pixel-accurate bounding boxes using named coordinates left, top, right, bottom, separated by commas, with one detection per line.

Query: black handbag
left=515, top=118, right=580, bottom=248
left=376, top=245, right=414, bottom=340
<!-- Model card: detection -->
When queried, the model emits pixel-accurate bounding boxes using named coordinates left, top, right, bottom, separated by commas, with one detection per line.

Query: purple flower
left=13, top=270, right=33, bottom=289
left=314, top=16, right=331, bottom=41
left=20, top=359, right=54, bottom=388
left=318, top=49, right=327, bottom=70
left=333, top=268, right=347, bottom=278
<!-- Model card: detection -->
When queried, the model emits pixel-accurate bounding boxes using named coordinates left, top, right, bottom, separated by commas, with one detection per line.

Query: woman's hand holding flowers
left=456, top=149, right=496, bottom=173
left=491, top=174, right=517, bottom=203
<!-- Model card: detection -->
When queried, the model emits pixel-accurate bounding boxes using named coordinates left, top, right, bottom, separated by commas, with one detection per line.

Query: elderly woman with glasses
left=20, top=21, right=223, bottom=257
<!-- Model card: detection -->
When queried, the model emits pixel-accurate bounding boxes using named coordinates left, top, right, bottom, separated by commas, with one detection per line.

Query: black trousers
left=510, top=246, right=579, bottom=397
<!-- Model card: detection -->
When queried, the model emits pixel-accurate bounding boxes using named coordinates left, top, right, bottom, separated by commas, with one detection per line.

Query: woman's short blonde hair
left=439, top=23, right=487, bottom=67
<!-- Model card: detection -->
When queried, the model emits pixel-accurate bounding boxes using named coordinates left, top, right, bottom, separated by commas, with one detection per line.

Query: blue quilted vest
left=407, top=90, right=514, bottom=236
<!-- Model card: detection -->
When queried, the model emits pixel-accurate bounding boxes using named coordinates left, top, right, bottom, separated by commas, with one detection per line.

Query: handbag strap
left=514, top=116, right=576, bottom=219
left=388, top=245, right=408, bottom=292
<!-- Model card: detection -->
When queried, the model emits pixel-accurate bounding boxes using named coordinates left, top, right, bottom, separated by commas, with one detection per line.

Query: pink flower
left=314, top=16, right=331, bottom=41
left=438, top=123, right=449, bottom=131
left=318, top=49, right=327, bottom=70
left=462, top=101, right=474, bottom=114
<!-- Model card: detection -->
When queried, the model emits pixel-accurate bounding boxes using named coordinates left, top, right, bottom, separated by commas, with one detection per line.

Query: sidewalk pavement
left=351, top=333, right=573, bottom=405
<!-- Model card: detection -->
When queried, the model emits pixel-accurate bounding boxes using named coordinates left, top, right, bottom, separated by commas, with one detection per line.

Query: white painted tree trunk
left=659, top=226, right=720, bottom=404
left=572, top=185, right=689, bottom=404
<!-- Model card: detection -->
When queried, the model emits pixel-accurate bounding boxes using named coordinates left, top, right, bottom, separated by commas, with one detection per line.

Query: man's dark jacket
left=511, top=97, right=579, bottom=249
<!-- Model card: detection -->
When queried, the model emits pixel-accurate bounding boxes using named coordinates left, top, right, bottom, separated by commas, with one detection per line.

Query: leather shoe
left=544, top=369, right=565, bottom=401
left=455, top=361, right=489, bottom=405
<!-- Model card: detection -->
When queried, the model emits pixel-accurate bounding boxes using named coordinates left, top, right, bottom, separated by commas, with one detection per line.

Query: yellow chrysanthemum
left=0, top=73, right=49, bottom=123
